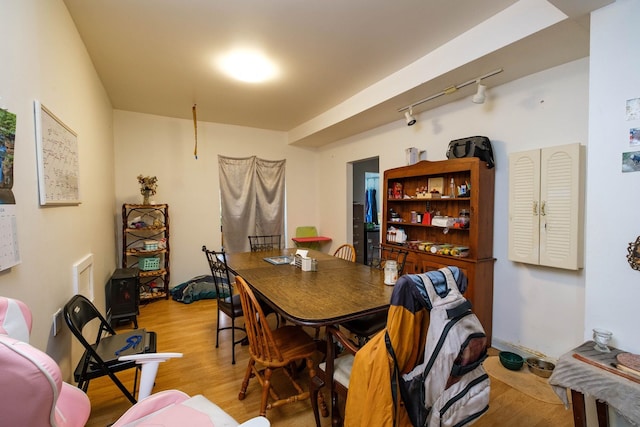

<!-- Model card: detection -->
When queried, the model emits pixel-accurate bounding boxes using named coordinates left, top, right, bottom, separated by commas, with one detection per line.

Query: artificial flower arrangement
left=137, top=175, right=158, bottom=197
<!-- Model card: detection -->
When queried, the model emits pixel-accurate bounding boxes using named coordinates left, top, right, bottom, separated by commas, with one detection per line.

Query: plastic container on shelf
left=139, top=256, right=160, bottom=271
left=143, top=240, right=159, bottom=250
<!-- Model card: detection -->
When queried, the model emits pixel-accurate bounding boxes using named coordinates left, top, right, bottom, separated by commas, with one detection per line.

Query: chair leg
left=215, top=308, right=221, bottom=349
left=260, top=367, right=273, bottom=417
left=231, top=316, right=236, bottom=365
left=238, top=358, right=255, bottom=400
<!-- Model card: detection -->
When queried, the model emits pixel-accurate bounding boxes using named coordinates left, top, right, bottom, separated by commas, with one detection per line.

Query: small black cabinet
left=106, top=268, right=139, bottom=328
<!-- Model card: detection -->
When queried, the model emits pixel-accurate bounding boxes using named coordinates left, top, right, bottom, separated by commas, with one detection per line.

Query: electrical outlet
left=53, top=308, right=63, bottom=336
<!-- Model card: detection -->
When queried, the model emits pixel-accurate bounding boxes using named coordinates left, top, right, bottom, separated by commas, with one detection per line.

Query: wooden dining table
left=225, top=248, right=392, bottom=327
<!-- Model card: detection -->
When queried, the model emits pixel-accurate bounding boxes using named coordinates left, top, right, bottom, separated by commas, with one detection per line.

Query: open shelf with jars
left=122, top=204, right=170, bottom=301
left=382, top=158, right=495, bottom=340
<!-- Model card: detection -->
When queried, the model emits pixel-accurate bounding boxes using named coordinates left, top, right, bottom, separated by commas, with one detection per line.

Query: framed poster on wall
left=34, top=100, right=80, bottom=206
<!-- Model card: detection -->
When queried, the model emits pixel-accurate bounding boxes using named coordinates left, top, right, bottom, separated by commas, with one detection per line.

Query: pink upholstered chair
left=0, top=334, right=91, bottom=426
left=0, top=296, right=269, bottom=427
left=0, top=295, right=32, bottom=342
left=0, top=296, right=91, bottom=426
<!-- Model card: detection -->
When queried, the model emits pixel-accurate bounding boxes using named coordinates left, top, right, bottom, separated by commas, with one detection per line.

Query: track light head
left=405, top=108, right=416, bottom=126
left=472, top=82, right=487, bottom=104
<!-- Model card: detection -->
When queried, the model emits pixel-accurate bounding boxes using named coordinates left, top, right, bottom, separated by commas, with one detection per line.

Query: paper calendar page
left=0, top=204, right=20, bottom=271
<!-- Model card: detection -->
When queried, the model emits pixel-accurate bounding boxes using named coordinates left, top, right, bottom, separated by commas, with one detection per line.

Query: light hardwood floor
left=84, top=298, right=574, bottom=426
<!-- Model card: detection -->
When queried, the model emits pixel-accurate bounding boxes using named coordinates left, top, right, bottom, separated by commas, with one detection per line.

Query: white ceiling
left=62, top=0, right=612, bottom=147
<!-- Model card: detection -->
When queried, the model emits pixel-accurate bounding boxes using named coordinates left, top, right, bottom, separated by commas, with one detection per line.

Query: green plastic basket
left=139, top=256, right=160, bottom=271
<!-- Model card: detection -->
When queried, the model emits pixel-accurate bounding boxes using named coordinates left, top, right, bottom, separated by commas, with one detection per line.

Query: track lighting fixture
left=405, top=107, right=416, bottom=126
left=472, top=81, right=487, bottom=104
left=398, top=68, right=503, bottom=120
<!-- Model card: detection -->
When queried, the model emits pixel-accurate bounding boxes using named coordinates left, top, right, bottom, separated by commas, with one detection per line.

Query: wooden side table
left=549, top=341, right=640, bottom=427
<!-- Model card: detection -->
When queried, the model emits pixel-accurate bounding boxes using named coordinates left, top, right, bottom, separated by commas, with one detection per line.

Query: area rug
left=483, top=356, right=566, bottom=405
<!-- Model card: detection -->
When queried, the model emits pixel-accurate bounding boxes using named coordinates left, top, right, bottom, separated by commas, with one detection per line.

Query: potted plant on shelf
left=137, top=175, right=158, bottom=205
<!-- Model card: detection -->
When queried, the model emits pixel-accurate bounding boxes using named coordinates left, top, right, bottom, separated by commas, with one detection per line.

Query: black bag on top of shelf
left=446, top=136, right=495, bottom=169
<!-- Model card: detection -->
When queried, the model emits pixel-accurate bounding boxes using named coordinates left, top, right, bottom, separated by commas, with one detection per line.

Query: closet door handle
left=532, top=201, right=538, bottom=216
left=540, top=201, right=546, bottom=216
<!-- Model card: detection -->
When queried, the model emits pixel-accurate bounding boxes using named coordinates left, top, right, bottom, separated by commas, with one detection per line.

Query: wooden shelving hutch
left=382, top=158, right=495, bottom=340
left=122, top=204, right=170, bottom=301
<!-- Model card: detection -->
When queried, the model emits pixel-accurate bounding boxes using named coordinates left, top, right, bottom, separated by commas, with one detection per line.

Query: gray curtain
left=218, top=155, right=285, bottom=252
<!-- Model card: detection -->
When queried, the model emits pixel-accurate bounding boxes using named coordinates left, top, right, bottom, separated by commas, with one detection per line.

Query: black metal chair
left=202, top=245, right=279, bottom=364
left=202, top=246, right=248, bottom=365
left=63, top=294, right=157, bottom=404
left=366, top=244, right=409, bottom=272
left=340, top=244, right=409, bottom=346
left=248, top=235, right=281, bottom=252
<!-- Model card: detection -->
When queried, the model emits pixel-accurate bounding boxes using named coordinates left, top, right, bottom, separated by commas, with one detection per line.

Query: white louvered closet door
left=508, top=149, right=541, bottom=264
left=539, top=144, right=582, bottom=269
left=508, top=144, right=584, bottom=270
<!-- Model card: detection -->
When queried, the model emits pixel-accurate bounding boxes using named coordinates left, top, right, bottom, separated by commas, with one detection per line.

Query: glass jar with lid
left=458, top=209, right=470, bottom=229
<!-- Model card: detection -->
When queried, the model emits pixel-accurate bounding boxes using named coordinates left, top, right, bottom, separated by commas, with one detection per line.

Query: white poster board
left=34, top=101, right=80, bottom=205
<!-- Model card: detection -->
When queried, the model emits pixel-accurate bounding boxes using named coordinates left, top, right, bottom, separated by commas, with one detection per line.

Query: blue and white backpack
left=387, top=267, right=490, bottom=427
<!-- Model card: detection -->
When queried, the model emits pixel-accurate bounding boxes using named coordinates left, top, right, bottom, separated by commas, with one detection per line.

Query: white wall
left=113, top=111, right=319, bottom=285
left=0, top=0, right=116, bottom=376
left=586, top=0, right=640, bottom=353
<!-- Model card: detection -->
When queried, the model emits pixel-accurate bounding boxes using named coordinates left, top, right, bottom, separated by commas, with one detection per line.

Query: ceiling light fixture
left=398, top=68, right=503, bottom=116
left=472, top=81, right=487, bottom=104
left=405, top=107, right=417, bottom=126
left=217, top=49, right=279, bottom=83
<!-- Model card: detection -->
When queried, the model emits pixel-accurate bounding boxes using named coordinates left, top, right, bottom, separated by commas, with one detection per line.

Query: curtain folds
left=218, top=155, right=285, bottom=252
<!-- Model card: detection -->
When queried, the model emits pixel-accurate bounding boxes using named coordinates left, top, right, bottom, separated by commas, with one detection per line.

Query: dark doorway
left=351, top=157, right=380, bottom=264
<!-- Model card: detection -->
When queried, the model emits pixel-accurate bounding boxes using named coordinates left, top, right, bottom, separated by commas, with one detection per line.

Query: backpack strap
left=419, top=267, right=464, bottom=311
left=385, top=331, right=403, bottom=427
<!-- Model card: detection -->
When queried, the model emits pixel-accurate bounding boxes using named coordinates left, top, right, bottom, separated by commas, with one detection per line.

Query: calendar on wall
left=0, top=205, right=20, bottom=271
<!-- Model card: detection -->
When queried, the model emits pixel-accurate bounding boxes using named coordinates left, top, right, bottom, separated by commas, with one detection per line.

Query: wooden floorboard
left=84, top=298, right=573, bottom=426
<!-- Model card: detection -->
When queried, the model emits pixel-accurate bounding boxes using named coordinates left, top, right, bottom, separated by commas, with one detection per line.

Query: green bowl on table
left=499, top=351, right=524, bottom=371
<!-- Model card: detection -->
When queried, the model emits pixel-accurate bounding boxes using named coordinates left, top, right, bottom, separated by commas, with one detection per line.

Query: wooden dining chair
left=236, top=276, right=321, bottom=418
left=202, top=246, right=247, bottom=365
left=341, top=244, right=409, bottom=346
left=248, top=235, right=281, bottom=252
left=333, top=244, right=356, bottom=262
left=311, top=325, right=358, bottom=427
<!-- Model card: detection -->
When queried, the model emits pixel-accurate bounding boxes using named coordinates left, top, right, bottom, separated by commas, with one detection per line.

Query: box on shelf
left=139, top=256, right=160, bottom=271
left=143, top=240, right=159, bottom=250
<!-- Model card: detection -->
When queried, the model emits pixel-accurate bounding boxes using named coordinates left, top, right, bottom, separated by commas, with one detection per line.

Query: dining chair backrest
left=333, top=244, right=356, bottom=263
left=202, top=246, right=234, bottom=301
left=235, top=277, right=284, bottom=364
left=248, top=235, right=281, bottom=252
left=367, top=245, right=409, bottom=274
left=295, top=226, right=318, bottom=238
left=295, top=226, right=320, bottom=250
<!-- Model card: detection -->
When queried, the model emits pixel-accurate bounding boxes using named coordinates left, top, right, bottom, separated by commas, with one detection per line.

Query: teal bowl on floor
left=499, top=351, right=524, bottom=371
